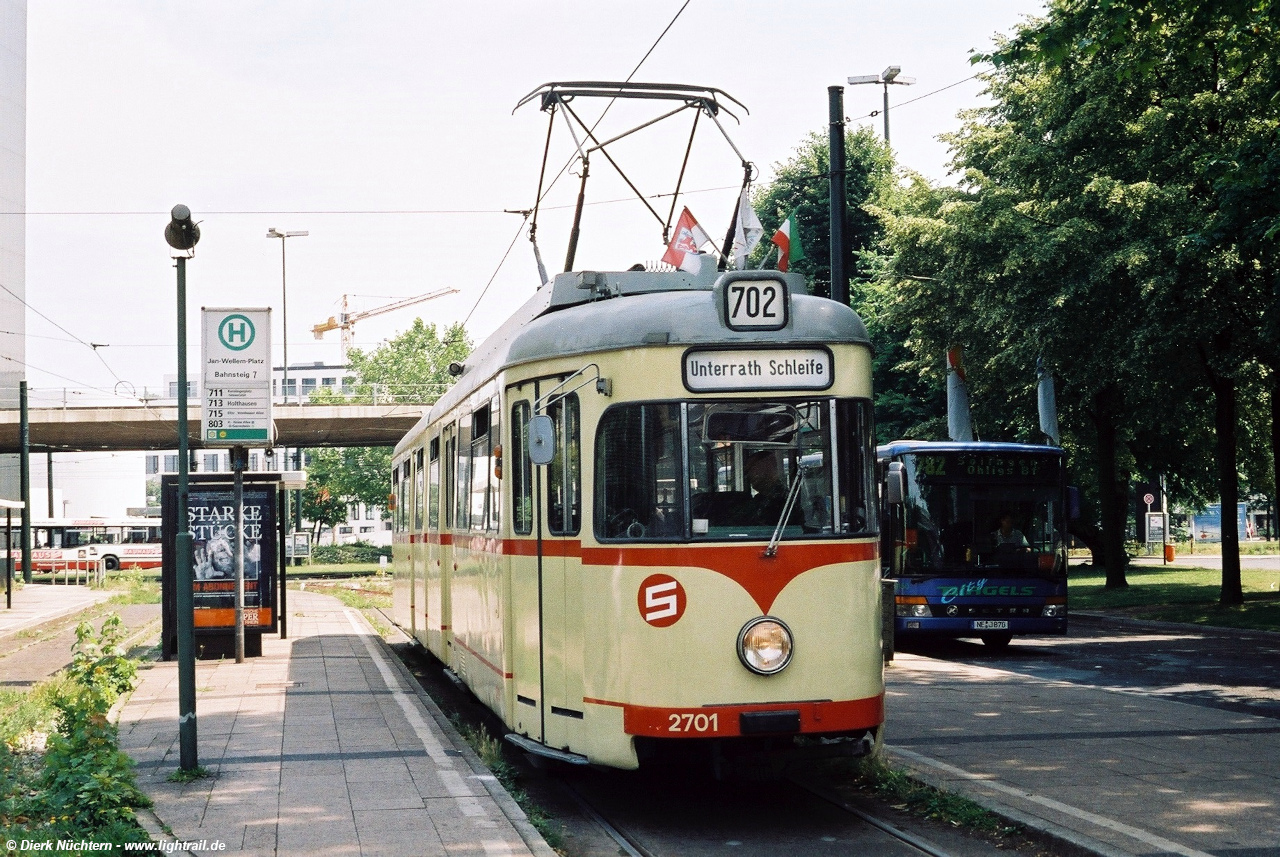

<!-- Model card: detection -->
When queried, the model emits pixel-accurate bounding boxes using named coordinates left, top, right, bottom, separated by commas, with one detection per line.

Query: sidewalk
left=116, top=589, right=554, bottom=857
left=884, top=650, right=1280, bottom=856
left=0, top=581, right=114, bottom=638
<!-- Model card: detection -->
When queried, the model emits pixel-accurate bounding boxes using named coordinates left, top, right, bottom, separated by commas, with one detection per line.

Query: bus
left=879, top=441, right=1070, bottom=648
left=1, top=517, right=163, bottom=573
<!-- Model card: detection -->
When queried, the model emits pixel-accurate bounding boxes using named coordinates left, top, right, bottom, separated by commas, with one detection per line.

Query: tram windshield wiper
left=764, top=463, right=811, bottom=557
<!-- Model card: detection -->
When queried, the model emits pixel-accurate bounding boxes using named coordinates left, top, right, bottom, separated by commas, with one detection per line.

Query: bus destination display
left=913, top=452, right=1059, bottom=481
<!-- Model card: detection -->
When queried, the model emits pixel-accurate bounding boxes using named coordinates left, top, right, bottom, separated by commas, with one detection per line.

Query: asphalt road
left=897, top=611, right=1280, bottom=721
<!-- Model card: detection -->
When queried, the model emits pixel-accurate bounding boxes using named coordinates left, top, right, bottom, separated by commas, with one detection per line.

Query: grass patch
left=450, top=717, right=565, bottom=851
left=166, top=765, right=212, bottom=784
left=847, top=756, right=1020, bottom=837
left=293, top=576, right=393, bottom=611
left=1070, top=564, right=1280, bottom=632
left=101, top=568, right=162, bottom=605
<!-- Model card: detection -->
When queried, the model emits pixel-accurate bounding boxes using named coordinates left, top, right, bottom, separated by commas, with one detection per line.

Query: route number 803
left=725, top=279, right=788, bottom=331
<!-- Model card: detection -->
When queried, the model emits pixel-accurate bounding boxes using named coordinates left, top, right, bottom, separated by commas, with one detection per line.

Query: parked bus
left=879, top=441, right=1069, bottom=648
left=2, top=517, right=163, bottom=572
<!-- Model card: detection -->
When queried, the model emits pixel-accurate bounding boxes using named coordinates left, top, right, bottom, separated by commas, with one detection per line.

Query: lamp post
left=265, top=228, right=308, bottom=406
left=848, top=65, right=916, bottom=145
left=165, top=204, right=200, bottom=771
left=266, top=228, right=307, bottom=565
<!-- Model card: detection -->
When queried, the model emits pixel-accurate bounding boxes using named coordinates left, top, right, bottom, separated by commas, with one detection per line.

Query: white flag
left=731, top=188, right=764, bottom=269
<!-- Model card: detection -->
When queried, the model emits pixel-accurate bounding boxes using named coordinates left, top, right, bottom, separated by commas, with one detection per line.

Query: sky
left=14, top=0, right=1046, bottom=515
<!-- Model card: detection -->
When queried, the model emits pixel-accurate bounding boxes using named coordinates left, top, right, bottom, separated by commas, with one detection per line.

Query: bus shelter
left=2, top=497, right=23, bottom=610
left=160, top=473, right=289, bottom=660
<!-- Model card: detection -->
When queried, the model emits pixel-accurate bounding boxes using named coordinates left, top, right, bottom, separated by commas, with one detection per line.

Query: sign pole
left=232, top=447, right=246, bottom=663
left=175, top=254, right=198, bottom=770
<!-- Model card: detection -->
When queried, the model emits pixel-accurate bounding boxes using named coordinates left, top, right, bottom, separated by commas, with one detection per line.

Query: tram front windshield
left=595, top=399, right=876, bottom=541
left=894, top=451, right=1066, bottom=578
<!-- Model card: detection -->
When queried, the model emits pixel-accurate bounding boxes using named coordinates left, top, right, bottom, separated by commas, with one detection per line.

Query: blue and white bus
left=878, top=441, right=1069, bottom=648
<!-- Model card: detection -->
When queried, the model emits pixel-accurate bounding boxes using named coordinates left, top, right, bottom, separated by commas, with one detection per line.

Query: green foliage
left=166, top=765, right=212, bottom=784
left=851, top=756, right=1020, bottom=835
left=344, top=318, right=472, bottom=403
left=0, top=615, right=150, bottom=850
left=311, top=541, right=391, bottom=564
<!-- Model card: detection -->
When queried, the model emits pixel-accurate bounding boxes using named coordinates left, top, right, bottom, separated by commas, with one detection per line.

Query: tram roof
left=397, top=268, right=872, bottom=454
left=878, top=440, right=1064, bottom=459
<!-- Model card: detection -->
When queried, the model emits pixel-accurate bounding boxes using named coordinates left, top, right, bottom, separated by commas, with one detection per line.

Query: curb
left=884, top=747, right=1132, bottom=857
left=351, top=608, right=559, bottom=857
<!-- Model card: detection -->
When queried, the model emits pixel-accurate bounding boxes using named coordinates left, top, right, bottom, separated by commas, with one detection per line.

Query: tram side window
left=489, top=402, right=502, bottom=532
left=391, top=468, right=401, bottom=534
left=443, top=434, right=456, bottom=530
left=511, top=402, right=533, bottom=535
left=595, top=403, right=684, bottom=540
left=455, top=415, right=472, bottom=530
left=836, top=399, right=877, bottom=536
left=415, top=449, right=425, bottom=532
left=469, top=404, right=491, bottom=532
left=547, top=393, right=581, bottom=536
left=428, top=438, right=440, bottom=532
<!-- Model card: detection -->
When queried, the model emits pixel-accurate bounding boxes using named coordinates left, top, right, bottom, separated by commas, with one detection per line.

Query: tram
left=389, top=82, right=884, bottom=771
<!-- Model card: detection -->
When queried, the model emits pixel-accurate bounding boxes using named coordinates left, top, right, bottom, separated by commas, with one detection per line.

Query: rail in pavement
left=115, top=589, right=554, bottom=857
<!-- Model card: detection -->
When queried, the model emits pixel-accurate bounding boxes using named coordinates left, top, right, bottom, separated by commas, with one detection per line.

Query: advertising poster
left=189, top=486, right=277, bottom=631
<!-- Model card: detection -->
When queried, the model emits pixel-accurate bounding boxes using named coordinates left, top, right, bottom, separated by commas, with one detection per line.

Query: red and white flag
left=662, top=207, right=713, bottom=273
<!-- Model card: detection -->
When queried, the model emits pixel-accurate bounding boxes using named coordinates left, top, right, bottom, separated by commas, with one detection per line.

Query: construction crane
left=312, top=287, right=459, bottom=358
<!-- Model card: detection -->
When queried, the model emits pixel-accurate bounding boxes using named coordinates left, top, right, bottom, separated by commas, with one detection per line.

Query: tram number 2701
left=726, top=281, right=786, bottom=330
left=668, top=712, right=720, bottom=733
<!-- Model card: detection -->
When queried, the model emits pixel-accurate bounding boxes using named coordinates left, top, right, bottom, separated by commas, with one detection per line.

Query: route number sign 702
left=725, top=280, right=788, bottom=331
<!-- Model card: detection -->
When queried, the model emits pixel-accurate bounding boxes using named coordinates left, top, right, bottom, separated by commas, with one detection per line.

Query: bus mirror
left=528, top=414, right=556, bottom=466
left=1067, top=486, right=1081, bottom=520
left=886, top=462, right=905, bottom=505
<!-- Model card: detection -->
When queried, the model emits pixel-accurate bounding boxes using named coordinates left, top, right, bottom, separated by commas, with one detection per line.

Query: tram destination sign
left=683, top=347, right=833, bottom=393
left=201, top=308, right=273, bottom=447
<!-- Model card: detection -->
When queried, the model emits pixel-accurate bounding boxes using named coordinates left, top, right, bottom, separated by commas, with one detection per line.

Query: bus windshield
left=895, top=451, right=1066, bottom=578
left=595, top=399, right=875, bottom=541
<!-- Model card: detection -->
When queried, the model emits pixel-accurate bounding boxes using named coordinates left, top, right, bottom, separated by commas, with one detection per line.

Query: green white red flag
left=771, top=211, right=805, bottom=272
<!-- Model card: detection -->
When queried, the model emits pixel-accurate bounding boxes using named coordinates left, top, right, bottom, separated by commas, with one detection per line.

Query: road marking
left=888, top=745, right=1216, bottom=857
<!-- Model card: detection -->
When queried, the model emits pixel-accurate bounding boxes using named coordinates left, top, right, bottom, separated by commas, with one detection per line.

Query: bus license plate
left=973, top=620, right=1008, bottom=630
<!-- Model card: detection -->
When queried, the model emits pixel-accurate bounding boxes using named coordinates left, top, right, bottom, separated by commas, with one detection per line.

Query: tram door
left=539, top=392, right=584, bottom=751
left=509, top=390, right=584, bottom=748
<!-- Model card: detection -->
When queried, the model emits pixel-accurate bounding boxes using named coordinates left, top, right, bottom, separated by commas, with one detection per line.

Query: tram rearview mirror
left=528, top=414, right=556, bottom=466
left=886, top=462, right=905, bottom=505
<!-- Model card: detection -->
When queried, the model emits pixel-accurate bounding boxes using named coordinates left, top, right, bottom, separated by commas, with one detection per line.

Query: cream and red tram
left=391, top=265, right=884, bottom=770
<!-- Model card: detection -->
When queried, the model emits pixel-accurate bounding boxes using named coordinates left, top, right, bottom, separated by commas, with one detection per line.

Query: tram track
left=558, top=769, right=962, bottom=857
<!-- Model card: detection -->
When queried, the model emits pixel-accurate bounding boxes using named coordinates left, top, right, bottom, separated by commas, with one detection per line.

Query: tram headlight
left=737, top=617, right=793, bottom=675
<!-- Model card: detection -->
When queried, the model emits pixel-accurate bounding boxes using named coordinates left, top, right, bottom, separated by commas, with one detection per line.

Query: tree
left=303, top=320, right=473, bottom=540
left=752, top=128, right=946, bottom=441
left=976, top=0, right=1280, bottom=602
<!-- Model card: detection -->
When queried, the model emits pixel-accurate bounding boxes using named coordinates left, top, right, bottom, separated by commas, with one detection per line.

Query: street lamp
left=848, top=65, right=916, bottom=145
left=165, top=204, right=200, bottom=771
left=265, top=228, right=308, bottom=405
left=266, top=228, right=307, bottom=566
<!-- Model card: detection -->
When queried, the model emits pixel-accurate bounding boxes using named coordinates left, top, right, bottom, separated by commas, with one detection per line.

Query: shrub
left=311, top=541, right=391, bottom=564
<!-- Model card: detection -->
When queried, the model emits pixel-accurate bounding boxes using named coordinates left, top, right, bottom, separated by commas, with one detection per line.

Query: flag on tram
left=771, top=210, right=805, bottom=272
left=663, top=207, right=713, bottom=273
left=731, top=188, right=764, bottom=269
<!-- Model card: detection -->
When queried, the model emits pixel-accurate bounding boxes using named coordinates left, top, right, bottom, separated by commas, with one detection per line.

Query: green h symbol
left=219, top=314, right=255, bottom=351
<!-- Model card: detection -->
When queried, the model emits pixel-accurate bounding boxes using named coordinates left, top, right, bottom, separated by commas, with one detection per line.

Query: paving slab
left=116, top=589, right=554, bottom=857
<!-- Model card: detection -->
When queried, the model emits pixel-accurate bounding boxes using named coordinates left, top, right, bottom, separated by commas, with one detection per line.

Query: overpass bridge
left=0, top=404, right=427, bottom=454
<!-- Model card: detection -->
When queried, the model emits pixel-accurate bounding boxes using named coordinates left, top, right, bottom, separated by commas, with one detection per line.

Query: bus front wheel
left=102, top=555, right=120, bottom=571
left=980, top=632, right=1012, bottom=649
